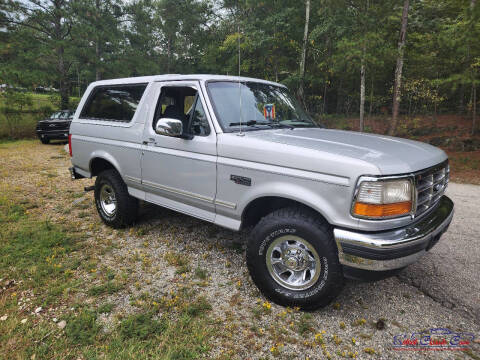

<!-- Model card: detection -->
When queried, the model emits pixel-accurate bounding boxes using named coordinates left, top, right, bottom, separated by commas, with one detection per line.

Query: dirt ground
left=1, top=140, right=479, bottom=359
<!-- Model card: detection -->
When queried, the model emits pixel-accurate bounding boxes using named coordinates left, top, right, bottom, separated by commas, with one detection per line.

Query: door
left=141, top=81, right=217, bottom=222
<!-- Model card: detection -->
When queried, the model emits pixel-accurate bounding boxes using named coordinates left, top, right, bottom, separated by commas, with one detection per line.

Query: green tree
left=441, top=0, right=480, bottom=134
left=71, top=0, right=125, bottom=81
left=311, top=0, right=395, bottom=123
left=153, top=0, right=214, bottom=73
left=298, top=0, right=310, bottom=105
left=1, top=0, right=75, bottom=108
left=388, top=0, right=410, bottom=135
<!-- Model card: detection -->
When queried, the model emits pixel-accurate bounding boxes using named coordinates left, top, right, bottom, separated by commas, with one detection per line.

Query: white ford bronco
left=69, top=74, right=454, bottom=310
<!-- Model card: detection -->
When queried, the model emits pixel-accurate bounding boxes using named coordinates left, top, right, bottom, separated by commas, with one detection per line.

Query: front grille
left=415, top=161, right=449, bottom=216
left=38, top=121, right=70, bottom=131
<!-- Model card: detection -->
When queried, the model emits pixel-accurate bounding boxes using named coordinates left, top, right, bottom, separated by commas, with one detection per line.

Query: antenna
left=237, top=1, right=244, bottom=136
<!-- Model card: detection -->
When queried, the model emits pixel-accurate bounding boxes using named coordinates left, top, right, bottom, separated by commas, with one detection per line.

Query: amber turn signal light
left=353, top=201, right=412, bottom=218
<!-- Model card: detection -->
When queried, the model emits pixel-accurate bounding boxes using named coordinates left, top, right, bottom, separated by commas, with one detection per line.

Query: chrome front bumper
left=334, top=196, right=454, bottom=271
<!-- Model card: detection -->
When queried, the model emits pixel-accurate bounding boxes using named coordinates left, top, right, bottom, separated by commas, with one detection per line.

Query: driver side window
left=153, top=86, right=210, bottom=137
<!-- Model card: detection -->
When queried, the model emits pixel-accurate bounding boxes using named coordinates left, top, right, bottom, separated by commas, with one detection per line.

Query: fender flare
left=88, top=150, right=123, bottom=178
left=238, top=180, right=344, bottom=226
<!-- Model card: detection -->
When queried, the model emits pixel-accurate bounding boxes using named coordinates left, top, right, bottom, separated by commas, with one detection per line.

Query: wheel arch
left=89, top=152, right=122, bottom=177
left=240, top=194, right=332, bottom=230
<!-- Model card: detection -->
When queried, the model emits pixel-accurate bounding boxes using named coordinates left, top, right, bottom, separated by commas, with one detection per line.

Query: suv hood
left=39, top=118, right=72, bottom=123
left=220, top=128, right=447, bottom=175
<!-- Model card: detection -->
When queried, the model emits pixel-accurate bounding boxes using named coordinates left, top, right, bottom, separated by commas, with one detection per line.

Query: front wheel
left=40, top=137, right=50, bottom=144
left=94, top=169, right=138, bottom=228
left=246, top=207, right=344, bottom=310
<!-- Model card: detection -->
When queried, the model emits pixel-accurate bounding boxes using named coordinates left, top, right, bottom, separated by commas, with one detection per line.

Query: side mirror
left=155, top=118, right=184, bottom=137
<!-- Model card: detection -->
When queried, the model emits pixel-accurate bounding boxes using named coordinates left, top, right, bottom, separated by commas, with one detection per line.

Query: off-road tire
left=94, top=169, right=138, bottom=228
left=246, top=206, right=344, bottom=310
left=40, top=137, right=50, bottom=144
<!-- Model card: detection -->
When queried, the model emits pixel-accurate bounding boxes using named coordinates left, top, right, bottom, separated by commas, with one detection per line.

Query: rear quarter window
left=80, top=84, right=147, bottom=122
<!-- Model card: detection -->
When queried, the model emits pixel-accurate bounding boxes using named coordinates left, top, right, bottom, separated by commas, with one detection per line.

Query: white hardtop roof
left=90, top=74, right=285, bottom=88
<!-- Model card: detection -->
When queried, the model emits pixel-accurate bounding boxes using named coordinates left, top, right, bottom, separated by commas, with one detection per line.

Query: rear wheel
left=94, top=169, right=138, bottom=228
left=246, top=207, right=344, bottom=310
left=40, top=137, right=50, bottom=144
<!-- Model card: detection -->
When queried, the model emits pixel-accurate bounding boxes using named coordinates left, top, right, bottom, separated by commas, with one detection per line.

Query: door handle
left=142, top=138, right=155, bottom=145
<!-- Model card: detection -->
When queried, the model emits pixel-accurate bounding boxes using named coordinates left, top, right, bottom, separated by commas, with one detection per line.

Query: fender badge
left=230, top=175, right=251, bottom=186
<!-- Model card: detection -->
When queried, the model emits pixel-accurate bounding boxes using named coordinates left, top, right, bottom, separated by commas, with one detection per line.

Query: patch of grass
left=0, top=141, right=220, bottom=359
left=352, top=318, right=367, bottom=327
left=72, top=191, right=84, bottom=199
left=0, top=196, right=26, bottom=222
left=183, top=296, right=212, bottom=317
left=77, top=211, right=90, bottom=218
left=88, top=281, right=124, bottom=296
left=252, top=305, right=263, bottom=319
left=176, top=264, right=190, bottom=275
left=297, top=313, right=313, bottom=335
left=0, top=199, right=78, bottom=290
left=65, top=309, right=100, bottom=345
left=106, top=268, right=116, bottom=280
left=194, top=266, right=208, bottom=280
left=97, top=302, right=115, bottom=314
left=118, top=312, right=167, bottom=340
left=45, top=278, right=82, bottom=305
left=164, top=251, right=189, bottom=266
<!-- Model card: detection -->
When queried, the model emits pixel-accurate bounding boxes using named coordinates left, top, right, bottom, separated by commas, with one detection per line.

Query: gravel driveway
left=398, top=183, right=480, bottom=324
left=85, top=164, right=480, bottom=359
left=5, top=143, right=479, bottom=359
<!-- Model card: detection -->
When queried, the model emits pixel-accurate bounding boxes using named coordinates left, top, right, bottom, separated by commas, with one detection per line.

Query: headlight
left=352, top=177, right=413, bottom=219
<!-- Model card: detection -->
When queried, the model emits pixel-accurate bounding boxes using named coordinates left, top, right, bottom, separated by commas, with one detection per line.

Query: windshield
left=207, top=81, right=317, bottom=132
left=59, top=111, right=72, bottom=119
left=50, top=111, right=62, bottom=119
left=50, top=111, right=72, bottom=119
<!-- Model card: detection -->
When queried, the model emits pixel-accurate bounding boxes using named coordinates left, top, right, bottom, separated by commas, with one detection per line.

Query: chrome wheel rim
left=266, top=235, right=321, bottom=291
left=99, top=184, right=117, bottom=217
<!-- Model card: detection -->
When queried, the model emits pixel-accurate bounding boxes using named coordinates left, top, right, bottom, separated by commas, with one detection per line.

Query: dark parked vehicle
left=36, top=110, right=74, bottom=144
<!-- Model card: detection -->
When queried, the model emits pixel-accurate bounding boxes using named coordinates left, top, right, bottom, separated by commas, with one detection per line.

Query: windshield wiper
left=229, top=120, right=269, bottom=127
left=267, top=122, right=294, bottom=129
left=229, top=120, right=294, bottom=129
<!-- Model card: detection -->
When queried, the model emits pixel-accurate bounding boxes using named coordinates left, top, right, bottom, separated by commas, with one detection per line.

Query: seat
left=163, top=105, right=184, bottom=121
